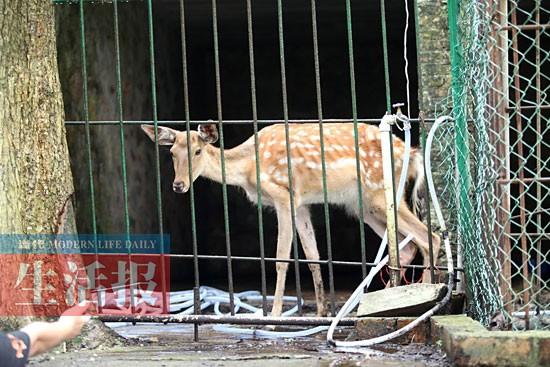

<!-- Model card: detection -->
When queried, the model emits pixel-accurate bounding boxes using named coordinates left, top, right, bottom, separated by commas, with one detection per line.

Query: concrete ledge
left=431, top=315, right=550, bottom=367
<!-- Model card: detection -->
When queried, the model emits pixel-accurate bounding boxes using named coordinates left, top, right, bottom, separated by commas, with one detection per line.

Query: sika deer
left=142, top=123, right=440, bottom=317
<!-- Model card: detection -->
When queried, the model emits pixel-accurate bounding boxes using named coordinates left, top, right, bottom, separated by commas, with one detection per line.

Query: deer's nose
left=173, top=181, right=188, bottom=194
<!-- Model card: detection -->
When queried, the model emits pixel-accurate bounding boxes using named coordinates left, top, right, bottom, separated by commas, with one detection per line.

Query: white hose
left=326, top=115, right=454, bottom=347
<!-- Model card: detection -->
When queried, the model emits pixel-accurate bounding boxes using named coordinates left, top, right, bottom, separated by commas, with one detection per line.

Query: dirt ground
left=28, top=323, right=450, bottom=367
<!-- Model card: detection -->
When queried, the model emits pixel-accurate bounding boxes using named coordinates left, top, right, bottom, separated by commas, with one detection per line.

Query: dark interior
left=58, top=0, right=420, bottom=295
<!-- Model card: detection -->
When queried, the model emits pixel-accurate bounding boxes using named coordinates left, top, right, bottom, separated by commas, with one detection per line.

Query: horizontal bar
left=168, top=253, right=463, bottom=272
left=498, top=177, right=550, bottom=184
left=499, top=23, right=550, bottom=32
left=98, top=314, right=357, bottom=326
left=506, top=104, right=550, bottom=112
left=64, top=118, right=427, bottom=126
left=509, top=232, right=550, bottom=238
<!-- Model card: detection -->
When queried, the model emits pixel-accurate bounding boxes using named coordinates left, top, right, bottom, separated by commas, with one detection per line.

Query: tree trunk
left=0, top=0, right=76, bottom=326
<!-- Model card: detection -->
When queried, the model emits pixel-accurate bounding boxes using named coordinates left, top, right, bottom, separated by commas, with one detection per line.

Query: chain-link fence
left=434, top=0, right=549, bottom=329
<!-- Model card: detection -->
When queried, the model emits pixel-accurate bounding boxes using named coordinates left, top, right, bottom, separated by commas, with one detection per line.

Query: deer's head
left=141, top=123, right=219, bottom=193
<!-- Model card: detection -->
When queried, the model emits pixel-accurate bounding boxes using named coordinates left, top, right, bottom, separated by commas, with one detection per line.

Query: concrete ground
left=29, top=323, right=450, bottom=367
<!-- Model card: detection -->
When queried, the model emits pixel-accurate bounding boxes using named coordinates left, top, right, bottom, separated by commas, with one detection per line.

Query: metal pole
left=448, top=0, right=472, bottom=293
left=379, top=113, right=401, bottom=287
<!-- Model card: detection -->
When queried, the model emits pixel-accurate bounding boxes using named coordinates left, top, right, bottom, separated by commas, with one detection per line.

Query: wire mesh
left=435, top=0, right=549, bottom=329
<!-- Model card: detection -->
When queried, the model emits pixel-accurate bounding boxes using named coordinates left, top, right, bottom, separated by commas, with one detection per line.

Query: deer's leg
left=296, top=206, right=326, bottom=316
left=271, top=202, right=294, bottom=317
left=363, top=211, right=417, bottom=283
left=395, top=206, right=441, bottom=283
left=367, top=193, right=440, bottom=283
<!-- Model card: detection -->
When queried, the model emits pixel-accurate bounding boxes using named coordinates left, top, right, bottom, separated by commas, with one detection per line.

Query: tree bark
left=0, top=0, right=76, bottom=326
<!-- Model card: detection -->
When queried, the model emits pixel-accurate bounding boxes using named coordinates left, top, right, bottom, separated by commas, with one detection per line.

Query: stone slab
left=357, top=283, right=447, bottom=317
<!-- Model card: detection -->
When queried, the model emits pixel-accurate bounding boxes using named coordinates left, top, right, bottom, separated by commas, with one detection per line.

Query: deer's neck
left=201, top=140, right=253, bottom=187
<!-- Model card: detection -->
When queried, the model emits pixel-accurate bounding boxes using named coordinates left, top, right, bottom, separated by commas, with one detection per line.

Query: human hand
left=57, top=302, right=92, bottom=338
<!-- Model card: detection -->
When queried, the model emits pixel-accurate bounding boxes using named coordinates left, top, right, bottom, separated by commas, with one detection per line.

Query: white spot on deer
left=264, top=151, right=272, bottom=159
left=260, top=173, right=270, bottom=182
left=305, top=151, right=320, bottom=156
left=305, top=161, right=320, bottom=170
left=278, top=158, right=287, bottom=166
left=328, top=158, right=356, bottom=170
left=373, top=160, right=380, bottom=169
left=360, top=150, right=367, bottom=158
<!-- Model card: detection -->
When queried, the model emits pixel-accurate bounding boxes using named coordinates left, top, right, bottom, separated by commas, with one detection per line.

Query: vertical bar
left=491, top=0, right=512, bottom=311
left=345, top=0, right=368, bottom=279
left=146, top=0, right=168, bottom=314
left=310, top=0, right=335, bottom=316
left=380, top=0, right=401, bottom=286
left=245, top=0, right=268, bottom=315
left=379, top=0, right=391, bottom=111
left=112, top=0, right=137, bottom=315
left=211, top=0, right=235, bottom=315
left=510, top=4, right=530, bottom=329
left=179, top=0, right=201, bottom=336
left=193, top=286, right=200, bottom=341
left=534, top=0, right=542, bottom=299
left=276, top=0, right=303, bottom=315
left=448, top=0, right=472, bottom=293
left=78, top=0, right=101, bottom=312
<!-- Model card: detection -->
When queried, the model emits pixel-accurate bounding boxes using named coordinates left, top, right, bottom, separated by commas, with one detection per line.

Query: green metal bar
left=448, top=0, right=471, bottom=287
left=146, top=0, right=168, bottom=314
left=78, top=0, right=101, bottom=312
left=179, top=0, right=200, bottom=295
left=310, top=0, right=335, bottom=316
left=379, top=0, right=391, bottom=111
left=78, top=1, right=97, bottom=238
left=180, top=0, right=201, bottom=339
left=345, top=0, right=367, bottom=279
left=112, top=0, right=130, bottom=237
left=112, top=0, right=137, bottom=313
left=245, top=0, right=268, bottom=316
left=211, top=0, right=235, bottom=315
left=277, top=0, right=303, bottom=315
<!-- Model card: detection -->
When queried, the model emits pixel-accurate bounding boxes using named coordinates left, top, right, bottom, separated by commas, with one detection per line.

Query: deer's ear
left=198, top=123, right=219, bottom=144
left=141, top=125, right=177, bottom=145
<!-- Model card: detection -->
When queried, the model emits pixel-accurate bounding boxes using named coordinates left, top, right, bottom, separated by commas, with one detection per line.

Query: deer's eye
left=195, top=149, right=202, bottom=156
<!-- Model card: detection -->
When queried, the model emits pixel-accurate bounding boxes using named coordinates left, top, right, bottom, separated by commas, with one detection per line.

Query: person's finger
left=62, top=301, right=93, bottom=316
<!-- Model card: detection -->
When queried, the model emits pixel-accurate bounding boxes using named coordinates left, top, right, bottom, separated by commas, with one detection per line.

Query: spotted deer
left=142, top=122, right=440, bottom=317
